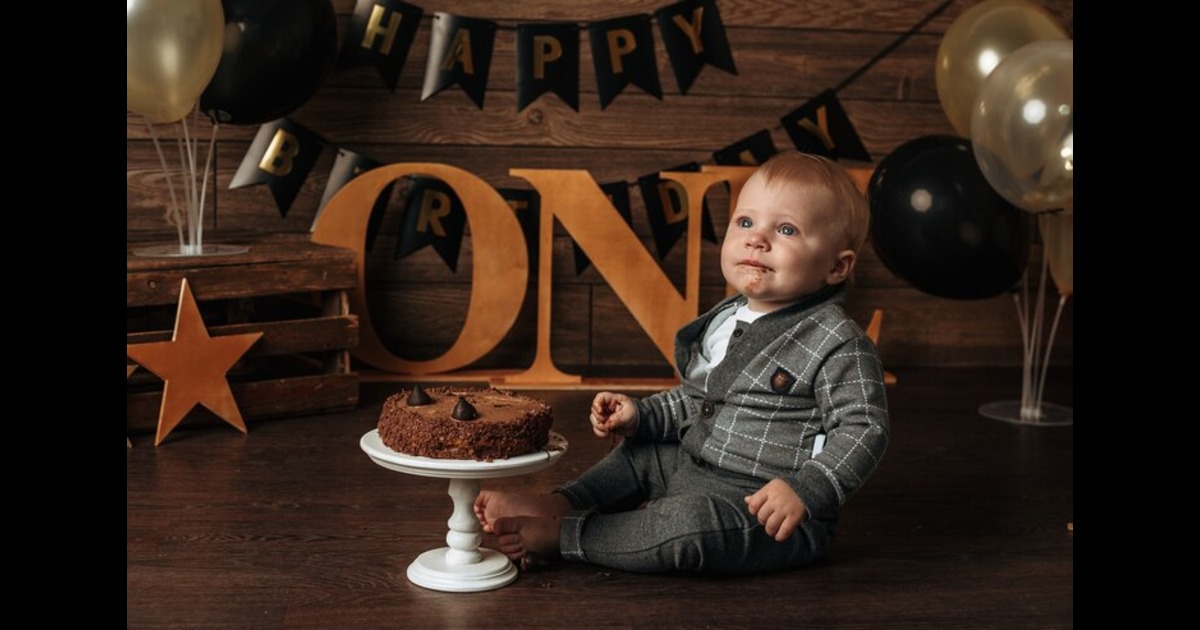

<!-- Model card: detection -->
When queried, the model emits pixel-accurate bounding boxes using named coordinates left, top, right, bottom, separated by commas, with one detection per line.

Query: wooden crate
left=126, top=235, right=359, bottom=432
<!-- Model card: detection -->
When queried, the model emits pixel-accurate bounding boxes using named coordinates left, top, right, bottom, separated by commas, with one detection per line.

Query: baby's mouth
left=738, top=259, right=772, bottom=272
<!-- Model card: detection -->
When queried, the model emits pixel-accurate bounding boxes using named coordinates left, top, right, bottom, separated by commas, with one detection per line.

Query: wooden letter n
left=500, top=168, right=750, bottom=384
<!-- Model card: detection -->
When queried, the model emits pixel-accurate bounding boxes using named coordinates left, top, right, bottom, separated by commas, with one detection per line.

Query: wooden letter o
left=311, top=163, right=528, bottom=374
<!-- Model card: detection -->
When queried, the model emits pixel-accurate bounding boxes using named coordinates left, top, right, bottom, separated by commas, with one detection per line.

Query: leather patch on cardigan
left=770, top=367, right=795, bottom=393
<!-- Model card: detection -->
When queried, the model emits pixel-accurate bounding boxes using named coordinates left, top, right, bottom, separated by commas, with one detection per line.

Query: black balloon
left=867, top=135, right=1031, bottom=300
left=200, top=0, right=337, bottom=125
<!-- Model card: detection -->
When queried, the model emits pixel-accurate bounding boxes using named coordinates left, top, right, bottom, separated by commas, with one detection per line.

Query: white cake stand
left=360, top=429, right=568, bottom=592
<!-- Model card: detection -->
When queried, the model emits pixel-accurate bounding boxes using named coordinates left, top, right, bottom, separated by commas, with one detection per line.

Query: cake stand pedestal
left=360, top=429, right=568, bottom=593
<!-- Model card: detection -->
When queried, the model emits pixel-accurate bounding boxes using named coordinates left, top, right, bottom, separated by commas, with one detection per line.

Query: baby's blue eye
left=778, top=225, right=796, bottom=236
left=737, top=217, right=753, bottom=228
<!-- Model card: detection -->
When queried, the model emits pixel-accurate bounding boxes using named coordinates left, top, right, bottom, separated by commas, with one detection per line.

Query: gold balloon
left=127, top=0, right=225, bottom=124
left=935, top=0, right=1067, bottom=136
left=971, top=40, right=1072, bottom=213
left=1038, top=213, right=1072, bottom=296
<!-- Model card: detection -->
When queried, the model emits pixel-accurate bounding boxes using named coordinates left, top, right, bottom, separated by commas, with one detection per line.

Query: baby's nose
left=746, top=231, right=769, bottom=249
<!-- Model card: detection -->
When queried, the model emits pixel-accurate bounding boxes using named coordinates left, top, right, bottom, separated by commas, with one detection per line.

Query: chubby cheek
left=718, top=244, right=738, bottom=275
left=720, top=246, right=753, bottom=273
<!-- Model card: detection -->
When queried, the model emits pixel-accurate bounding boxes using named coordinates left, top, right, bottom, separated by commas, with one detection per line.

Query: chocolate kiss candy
left=451, top=396, right=479, bottom=421
left=406, top=385, right=433, bottom=406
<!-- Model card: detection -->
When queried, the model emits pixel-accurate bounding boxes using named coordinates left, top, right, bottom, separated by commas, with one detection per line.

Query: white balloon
left=127, top=0, right=225, bottom=123
left=971, top=40, right=1073, bottom=213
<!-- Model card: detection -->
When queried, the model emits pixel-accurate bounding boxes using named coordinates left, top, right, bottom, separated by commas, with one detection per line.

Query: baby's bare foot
left=480, top=515, right=562, bottom=561
left=474, top=491, right=572, bottom=533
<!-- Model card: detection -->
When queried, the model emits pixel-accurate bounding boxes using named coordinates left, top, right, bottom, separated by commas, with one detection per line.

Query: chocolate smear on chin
left=451, top=396, right=480, bottom=421
left=406, top=385, right=433, bottom=406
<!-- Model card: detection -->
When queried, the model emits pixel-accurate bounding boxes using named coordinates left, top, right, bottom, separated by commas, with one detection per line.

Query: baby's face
left=720, top=176, right=851, bottom=312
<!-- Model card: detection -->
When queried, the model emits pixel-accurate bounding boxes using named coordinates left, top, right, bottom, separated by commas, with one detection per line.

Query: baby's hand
left=590, top=392, right=637, bottom=439
left=744, top=478, right=808, bottom=542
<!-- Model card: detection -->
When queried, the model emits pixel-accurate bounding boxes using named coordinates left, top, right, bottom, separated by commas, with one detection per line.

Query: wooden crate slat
left=126, top=373, right=360, bottom=432
left=127, top=260, right=356, bottom=307
left=127, top=239, right=357, bottom=307
left=126, top=315, right=358, bottom=358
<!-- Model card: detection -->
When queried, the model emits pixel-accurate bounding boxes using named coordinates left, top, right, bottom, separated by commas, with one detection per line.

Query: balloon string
left=1012, top=279, right=1031, bottom=412
left=1021, top=290, right=1033, bottom=414
left=832, top=0, right=957, bottom=94
left=198, top=120, right=220, bottom=250
left=1011, top=293, right=1025, bottom=411
left=1026, top=249, right=1050, bottom=417
left=173, top=123, right=194, bottom=250
left=1021, top=263, right=1034, bottom=412
left=183, top=111, right=200, bottom=250
left=191, top=107, right=203, bottom=250
left=145, top=120, right=185, bottom=249
left=1032, top=293, right=1068, bottom=418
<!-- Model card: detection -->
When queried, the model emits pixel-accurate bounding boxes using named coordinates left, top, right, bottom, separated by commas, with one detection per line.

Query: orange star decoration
left=126, top=278, right=263, bottom=445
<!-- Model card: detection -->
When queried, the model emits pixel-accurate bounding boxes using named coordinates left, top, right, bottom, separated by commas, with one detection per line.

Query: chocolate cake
left=377, top=386, right=554, bottom=461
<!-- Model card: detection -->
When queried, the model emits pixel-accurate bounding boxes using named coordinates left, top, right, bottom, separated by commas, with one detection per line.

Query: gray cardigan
left=633, top=284, right=890, bottom=524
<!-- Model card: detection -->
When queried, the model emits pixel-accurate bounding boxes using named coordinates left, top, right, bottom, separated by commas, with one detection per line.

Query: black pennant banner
left=639, top=162, right=718, bottom=260
left=327, top=1, right=740, bottom=107
left=655, top=0, right=737, bottom=95
left=421, top=13, right=497, bottom=109
left=230, top=118, right=325, bottom=218
left=572, top=182, right=634, bottom=275
left=497, top=187, right=541, bottom=275
left=589, top=14, right=663, bottom=109
left=226, top=0, right=929, bottom=287
left=780, top=90, right=872, bottom=162
left=395, top=176, right=467, bottom=272
left=314, top=148, right=394, bottom=253
left=517, top=23, right=580, bottom=112
left=713, top=129, right=777, bottom=166
left=337, top=0, right=424, bottom=91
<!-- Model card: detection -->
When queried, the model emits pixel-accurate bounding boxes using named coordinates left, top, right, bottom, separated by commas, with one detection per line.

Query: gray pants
left=555, top=439, right=830, bottom=573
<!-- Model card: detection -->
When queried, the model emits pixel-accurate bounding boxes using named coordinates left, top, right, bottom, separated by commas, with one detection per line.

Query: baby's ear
left=827, top=250, right=857, bottom=285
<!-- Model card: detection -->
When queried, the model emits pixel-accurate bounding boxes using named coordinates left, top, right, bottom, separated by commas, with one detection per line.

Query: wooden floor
left=126, top=367, right=1073, bottom=629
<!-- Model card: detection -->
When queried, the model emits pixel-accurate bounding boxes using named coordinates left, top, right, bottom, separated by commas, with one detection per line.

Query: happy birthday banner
left=231, top=0, right=882, bottom=273
left=338, top=0, right=738, bottom=110
left=233, top=88, right=867, bottom=273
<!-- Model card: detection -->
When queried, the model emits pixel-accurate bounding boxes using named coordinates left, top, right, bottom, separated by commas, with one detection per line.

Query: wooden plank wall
left=126, top=0, right=1075, bottom=375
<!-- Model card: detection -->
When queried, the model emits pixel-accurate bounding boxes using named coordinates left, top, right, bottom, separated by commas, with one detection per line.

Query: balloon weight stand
left=132, top=243, right=249, bottom=258
left=980, top=253, right=1072, bottom=427
left=979, top=399, right=1072, bottom=426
